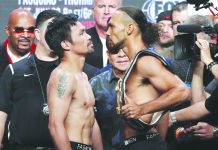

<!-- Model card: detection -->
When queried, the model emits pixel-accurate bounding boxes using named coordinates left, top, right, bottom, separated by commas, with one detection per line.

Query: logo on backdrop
left=142, top=0, right=185, bottom=23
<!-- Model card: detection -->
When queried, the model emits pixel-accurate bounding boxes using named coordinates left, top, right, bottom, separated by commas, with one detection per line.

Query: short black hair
left=36, top=9, right=61, bottom=28
left=45, top=14, right=79, bottom=58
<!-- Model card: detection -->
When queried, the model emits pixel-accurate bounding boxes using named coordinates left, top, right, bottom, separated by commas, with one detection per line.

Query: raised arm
left=191, top=60, right=206, bottom=103
left=191, top=39, right=217, bottom=104
left=196, top=39, right=218, bottom=79
left=168, top=39, right=218, bottom=123
left=47, top=69, right=75, bottom=150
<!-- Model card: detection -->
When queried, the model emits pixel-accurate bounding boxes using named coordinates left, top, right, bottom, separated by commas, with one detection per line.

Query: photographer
left=170, top=37, right=218, bottom=120
left=168, top=14, right=218, bottom=150
left=169, top=38, right=218, bottom=148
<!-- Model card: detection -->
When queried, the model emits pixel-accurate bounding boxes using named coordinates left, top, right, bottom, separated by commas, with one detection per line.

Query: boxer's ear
left=126, top=23, right=135, bottom=35
left=61, top=40, right=71, bottom=51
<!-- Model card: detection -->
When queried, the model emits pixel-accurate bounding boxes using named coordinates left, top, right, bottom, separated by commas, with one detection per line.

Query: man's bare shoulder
left=82, top=72, right=89, bottom=80
left=136, top=55, right=166, bottom=74
left=138, top=55, right=163, bottom=65
left=51, top=66, right=77, bottom=78
left=49, top=68, right=77, bottom=89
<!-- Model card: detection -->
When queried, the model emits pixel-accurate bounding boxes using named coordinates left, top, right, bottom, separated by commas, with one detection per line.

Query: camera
left=187, top=0, right=212, bottom=11
left=174, top=33, right=218, bottom=60
left=174, top=24, right=218, bottom=60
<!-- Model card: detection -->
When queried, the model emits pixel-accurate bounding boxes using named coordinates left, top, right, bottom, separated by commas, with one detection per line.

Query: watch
left=170, top=112, right=177, bottom=124
left=207, top=61, right=218, bottom=71
left=213, top=126, right=218, bottom=138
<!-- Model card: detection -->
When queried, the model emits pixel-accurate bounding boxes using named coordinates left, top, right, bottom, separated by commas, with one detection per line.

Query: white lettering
left=72, top=8, right=92, bottom=19
left=19, top=7, right=32, bottom=12
left=83, top=7, right=92, bottom=19
left=124, top=137, right=136, bottom=145
left=64, top=0, right=92, bottom=5
left=22, top=0, right=57, bottom=5
left=63, top=7, right=73, bottom=14
left=77, top=144, right=91, bottom=150
left=33, top=7, right=61, bottom=18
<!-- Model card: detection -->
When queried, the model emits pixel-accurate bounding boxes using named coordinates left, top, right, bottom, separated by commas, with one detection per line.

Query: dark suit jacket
left=86, top=27, right=103, bottom=69
left=83, top=63, right=99, bottom=80
left=0, top=42, right=10, bottom=78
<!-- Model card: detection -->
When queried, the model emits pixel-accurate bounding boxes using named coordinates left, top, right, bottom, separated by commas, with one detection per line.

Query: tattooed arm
left=47, top=68, right=76, bottom=150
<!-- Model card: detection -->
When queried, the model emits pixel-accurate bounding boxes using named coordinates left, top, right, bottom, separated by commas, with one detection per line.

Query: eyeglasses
left=9, top=26, right=35, bottom=34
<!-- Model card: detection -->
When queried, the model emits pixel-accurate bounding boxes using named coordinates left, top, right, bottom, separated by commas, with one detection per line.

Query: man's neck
left=162, top=45, right=174, bottom=52
left=95, top=25, right=106, bottom=39
left=126, top=37, right=146, bottom=60
left=155, top=44, right=174, bottom=53
left=113, top=68, right=125, bottom=79
left=159, top=41, right=174, bottom=49
left=155, top=44, right=174, bottom=58
left=7, top=44, right=27, bottom=59
left=35, top=45, right=58, bottom=61
left=61, top=52, right=86, bottom=72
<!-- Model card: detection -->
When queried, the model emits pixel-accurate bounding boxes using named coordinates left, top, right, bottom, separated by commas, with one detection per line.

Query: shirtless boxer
left=106, top=7, right=190, bottom=150
left=45, top=14, right=102, bottom=150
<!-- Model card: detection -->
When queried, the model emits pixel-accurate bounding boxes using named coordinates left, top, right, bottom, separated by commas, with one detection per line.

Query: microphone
left=177, top=24, right=214, bottom=34
left=187, top=0, right=209, bottom=5
left=186, top=0, right=209, bottom=5
left=186, top=0, right=211, bottom=10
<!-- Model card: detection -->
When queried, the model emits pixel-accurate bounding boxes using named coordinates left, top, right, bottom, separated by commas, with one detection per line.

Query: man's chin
left=17, top=48, right=31, bottom=56
left=160, top=41, right=174, bottom=48
left=107, top=43, right=122, bottom=54
left=87, top=48, right=94, bottom=54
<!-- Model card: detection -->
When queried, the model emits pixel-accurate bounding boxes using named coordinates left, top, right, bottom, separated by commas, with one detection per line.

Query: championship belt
left=116, top=50, right=170, bottom=132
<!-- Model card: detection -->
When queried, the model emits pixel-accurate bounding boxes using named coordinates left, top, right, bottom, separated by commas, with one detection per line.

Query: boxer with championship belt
left=106, top=7, right=190, bottom=150
left=116, top=50, right=170, bottom=132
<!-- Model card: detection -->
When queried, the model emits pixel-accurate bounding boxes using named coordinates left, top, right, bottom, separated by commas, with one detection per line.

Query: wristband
left=170, top=112, right=177, bottom=124
left=207, top=61, right=217, bottom=71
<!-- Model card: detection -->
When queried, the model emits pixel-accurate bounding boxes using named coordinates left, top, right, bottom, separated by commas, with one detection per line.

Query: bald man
left=0, top=8, right=36, bottom=77
left=0, top=8, right=35, bottom=150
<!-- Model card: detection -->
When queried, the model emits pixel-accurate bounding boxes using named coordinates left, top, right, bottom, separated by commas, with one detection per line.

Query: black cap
left=156, top=10, right=172, bottom=23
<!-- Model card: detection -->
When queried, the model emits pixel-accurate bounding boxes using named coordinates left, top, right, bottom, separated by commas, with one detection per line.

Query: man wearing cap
left=155, top=10, right=174, bottom=64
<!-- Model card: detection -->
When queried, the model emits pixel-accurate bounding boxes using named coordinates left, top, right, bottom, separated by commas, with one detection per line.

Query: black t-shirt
left=0, top=54, right=59, bottom=147
left=205, top=85, right=218, bottom=114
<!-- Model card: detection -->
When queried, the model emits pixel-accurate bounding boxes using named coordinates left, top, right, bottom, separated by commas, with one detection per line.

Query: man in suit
left=86, top=0, right=122, bottom=69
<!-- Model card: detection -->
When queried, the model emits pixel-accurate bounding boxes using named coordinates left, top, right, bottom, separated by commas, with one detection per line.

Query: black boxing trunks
left=70, top=141, right=92, bottom=150
left=114, top=132, right=168, bottom=150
